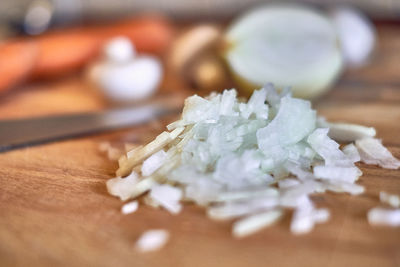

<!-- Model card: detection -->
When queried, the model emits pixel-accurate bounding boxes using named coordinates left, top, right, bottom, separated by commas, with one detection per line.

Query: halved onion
left=224, top=5, right=343, bottom=98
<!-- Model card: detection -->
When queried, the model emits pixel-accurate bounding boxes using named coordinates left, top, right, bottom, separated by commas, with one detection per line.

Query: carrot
left=0, top=41, right=37, bottom=93
left=101, top=15, right=174, bottom=55
left=31, top=30, right=101, bottom=79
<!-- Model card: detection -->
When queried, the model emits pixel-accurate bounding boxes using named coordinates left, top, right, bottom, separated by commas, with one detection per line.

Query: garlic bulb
left=103, top=36, right=136, bottom=63
left=88, top=37, right=162, bottom=103
left=98, top=56, right=162, bottom=102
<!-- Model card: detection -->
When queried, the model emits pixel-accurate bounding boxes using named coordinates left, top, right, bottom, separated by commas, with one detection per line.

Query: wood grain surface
left=1, top=24, right=400, bottom=267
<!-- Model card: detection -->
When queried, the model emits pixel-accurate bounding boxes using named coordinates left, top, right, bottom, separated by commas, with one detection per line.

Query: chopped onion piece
left=313, top=208, right=330, bottom=223
left=135, top=230, right=170, bottom=252
left=121, top=201, right=139, bottom=214
left=186, top=181, right=222, bottom=206
left=141, top=150, right=167, bottom=176
left=143, top=195, right=160, bottom=208
left=284, top=162, right=314, bottom=181
left=323, top=181, right=365, bottom=195
left=380, top=192, right=400, bottom=208
left=355, top=138, right=400, bottom=169
left=240, top=87, right=269, bottom=120
left=220, top=90, right=239, bottom=116
left=317, top=117, right=376, bottom=142
left=308, top=128, right=353, bottom=167
left=149, top=184, right=183, bottom=214
left=290, top=202, right=314, bottom=234
left=213, top=188, right=279, bottom=202
left=368, top=208, right=400, bottom=227
left=127, top=145, right=144, bottom=159
left=280, top=182, right=324, bottom=208
left=342, top=143, right=361, bottom=163
left=233, top=209, right=283, bottom=238
left=128, top=177, right=157, bottom=199
left=106, top=172, right=139, bottom=201
left=118, top=127, right=184, bottom=177
left=278, top=178, right=301, bottom=189
left=313, top=165, right=361, bottom=183
left=291, top=205, right=330, bottom=234
left=207, top=197, right=279, bottom=220
left=257, top=95, right=316, bottom=151
left=99, top=142, right=124, bottom=161
left=166, top=120, right=184, bottom=131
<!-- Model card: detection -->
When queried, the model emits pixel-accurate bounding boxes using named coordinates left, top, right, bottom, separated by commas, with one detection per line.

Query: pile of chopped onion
left=107, top=84, right=400, bottom=238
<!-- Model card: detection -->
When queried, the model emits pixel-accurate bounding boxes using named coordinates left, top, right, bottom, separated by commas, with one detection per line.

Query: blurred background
left=0, top=0, right=399, bottom=117
left=1, top=0, right=400, bottom=26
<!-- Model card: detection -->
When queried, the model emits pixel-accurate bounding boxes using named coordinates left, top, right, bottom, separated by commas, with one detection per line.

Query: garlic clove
left=103, top=36, right=136, bottom=63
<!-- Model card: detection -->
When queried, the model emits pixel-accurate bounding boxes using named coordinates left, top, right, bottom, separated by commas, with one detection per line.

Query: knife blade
left=0, top=103, right=178, bottom=152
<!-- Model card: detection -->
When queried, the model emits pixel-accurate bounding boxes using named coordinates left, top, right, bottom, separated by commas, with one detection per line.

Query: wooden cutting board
left=1, top=24, right=400, bottom=267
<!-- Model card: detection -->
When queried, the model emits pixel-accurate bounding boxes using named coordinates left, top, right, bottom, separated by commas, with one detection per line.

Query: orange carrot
left=31, top=30, right=101, bottom=79
left=0, top=41, right=37, bottom=93
left=101, top=15, right=174, bottom=55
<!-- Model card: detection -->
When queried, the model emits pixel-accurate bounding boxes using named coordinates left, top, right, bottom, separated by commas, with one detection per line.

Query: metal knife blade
left=0, top=103, right=178, bottom=152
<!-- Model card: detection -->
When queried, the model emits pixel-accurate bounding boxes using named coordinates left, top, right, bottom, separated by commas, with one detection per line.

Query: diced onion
left=105, top=84, right=399, bottom=242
